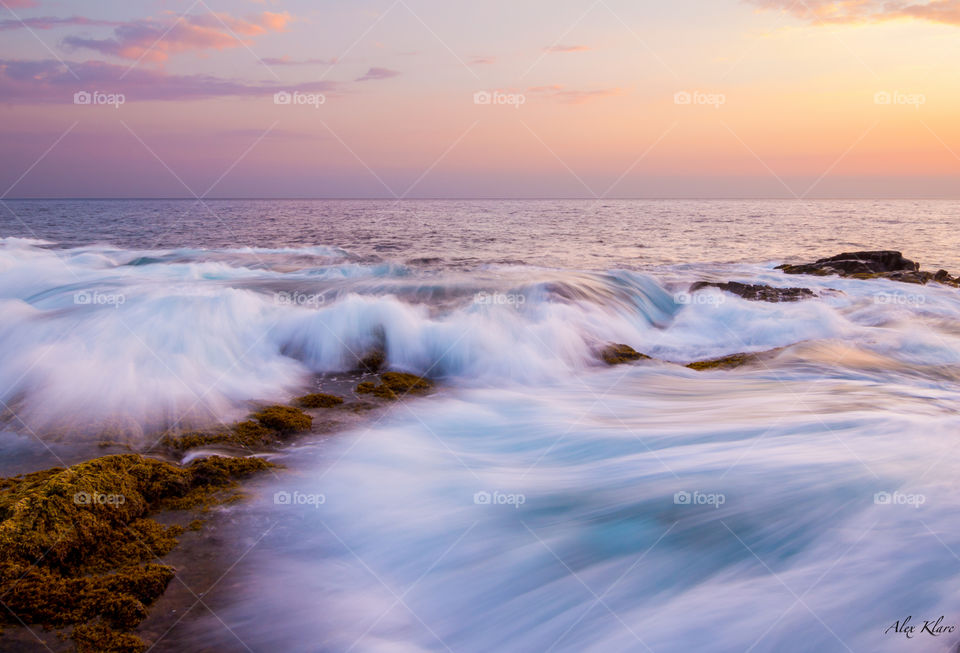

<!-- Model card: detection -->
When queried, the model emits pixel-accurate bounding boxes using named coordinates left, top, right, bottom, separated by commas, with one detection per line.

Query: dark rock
left=600, top=343, right=651, bottom=365
left=356, top=349, right=386, bottom=373
left=689, top=281, right=816, bottom=303
left=296, top=392, right=345, bottom=408
left=686, top=346, right=785, bottom=371
left=777, top=251, right=918, bottom=277
left=356, top=372, right=434, bottom=400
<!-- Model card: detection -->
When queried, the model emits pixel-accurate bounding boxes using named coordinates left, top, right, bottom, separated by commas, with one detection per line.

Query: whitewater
left=1, top=200, right=959, bottom=652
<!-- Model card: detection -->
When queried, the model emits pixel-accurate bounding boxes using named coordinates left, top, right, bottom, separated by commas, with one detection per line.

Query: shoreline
left=1, top=250, right=958, bottom=651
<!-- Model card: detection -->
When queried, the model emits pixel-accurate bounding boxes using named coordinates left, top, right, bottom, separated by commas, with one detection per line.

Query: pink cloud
left=527, top=84, right=620, bottom=104
left=62, top=11, right=292, bottom=63
left=355, top=67, right=400, bottom=81
left=260, top=56, right=336, bottom=66
left=0, top=16, right=122, bottom=31
left=3, top=0, right=38, bottom=8
left=543, top=44, right=591, bottom=53
left=747, top=0, right=960, bottom=25
left=0, top=59, right=337, bottom=102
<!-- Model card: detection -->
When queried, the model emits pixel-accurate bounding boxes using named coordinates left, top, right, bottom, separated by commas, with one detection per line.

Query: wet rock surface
left=776, top=250, right=959, bottom=286
left=689, top=281, right=817, bottom=302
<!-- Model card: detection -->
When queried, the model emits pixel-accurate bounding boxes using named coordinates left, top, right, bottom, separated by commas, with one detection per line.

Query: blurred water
left=1, top=201, right=959, bottom=651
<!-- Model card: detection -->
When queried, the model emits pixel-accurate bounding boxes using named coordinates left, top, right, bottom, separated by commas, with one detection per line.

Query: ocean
left=1, top=199, right=959, bottom=652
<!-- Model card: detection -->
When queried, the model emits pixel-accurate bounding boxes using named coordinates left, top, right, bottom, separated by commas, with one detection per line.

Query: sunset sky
left=2, top=0, right=960, bottom=198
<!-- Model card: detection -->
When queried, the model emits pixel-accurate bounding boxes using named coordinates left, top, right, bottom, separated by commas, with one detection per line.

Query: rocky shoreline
left=0, top=250, right=950, bottom=651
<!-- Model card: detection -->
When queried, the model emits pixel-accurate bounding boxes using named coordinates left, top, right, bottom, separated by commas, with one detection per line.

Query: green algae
left=0, top=453, right=275, bottom=651
left=356, top=372, right=434, bottom=400
left=600, top=344, right=651, bottom=366
left=250, top=405, right=312, bottom=434
left=296, top=393, right=345, bottom=409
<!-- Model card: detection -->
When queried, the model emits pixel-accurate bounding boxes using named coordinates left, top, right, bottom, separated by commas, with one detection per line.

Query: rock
left=356, top=349, right=386, bottom=373
left=777, top=251, right=919, bottom=277
left=356, top=372, right=434, bottom=400
left=686, top=347, right=785, bottom=371
left=689, top=281, right=816, bottom=303
left=686, top=353, right=755, bottom=371
left=600, top=343, right=651, bottom=365
left=296, top=392, right=345, bottom=408
left=251, top=405, right=312, bottom=434
left=0, top=454, right=274, bottom=650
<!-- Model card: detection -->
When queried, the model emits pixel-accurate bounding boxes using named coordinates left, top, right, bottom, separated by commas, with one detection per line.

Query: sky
left=1, top=0, right=959, bottom=198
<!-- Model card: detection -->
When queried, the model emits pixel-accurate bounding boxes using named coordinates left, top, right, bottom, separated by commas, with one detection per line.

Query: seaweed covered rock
left=777, top=251, right=919, bottom=277
left=686, top=347, right=785, bottom=371
left=296, top=392, right=345, bottom=409
left=689, top=281, right=816, bottom=303
left=355, top=349, right=386, bottom=373
left=686, top=353, right=755, bottom=371
left=251, top=405, right=312, bottom=434
left=356, top=372, right=434, bottom=400
left=0, top=454, right=275, bottom=650
left=600, top=344, right=651, bottom=366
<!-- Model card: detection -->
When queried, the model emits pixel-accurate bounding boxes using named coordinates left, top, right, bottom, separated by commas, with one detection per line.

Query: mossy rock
left=296, top=393, right=345, bottom=409
left=600, top=344, right=650, bottom=366
left=356, top=372, right=433, bottom=400
left=0, top=453, right=275, bottom=650
left=686, top=353, right=754, bottom=371
left=356, top=349, right=386, bottom=372
left=73, top=622, right=146, bottom=653
left=251, top=405, right=312, bottom=434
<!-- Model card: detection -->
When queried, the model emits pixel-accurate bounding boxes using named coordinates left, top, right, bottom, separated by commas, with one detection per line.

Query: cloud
left=543, top=44, right=591, bottom=53
left=527, top=84, right=621, bottom=104
left=3, top=0, right=38, bottom=7
left=62, top=11, right=292, bottom=63
left=0, top=59, right=337, bottom=102
left=354, top=67, right=400, bottom=82
left=260, top=56, right=336, bottom=66
left=746, top=0, right=960, bottom=26
left=0, top=16, right=122, bottom=31
left=469, top=56, right=496, bottom=65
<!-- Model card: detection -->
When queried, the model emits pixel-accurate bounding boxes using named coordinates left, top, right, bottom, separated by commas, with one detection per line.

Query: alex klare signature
left=885, top=616, right=956, bottom=639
